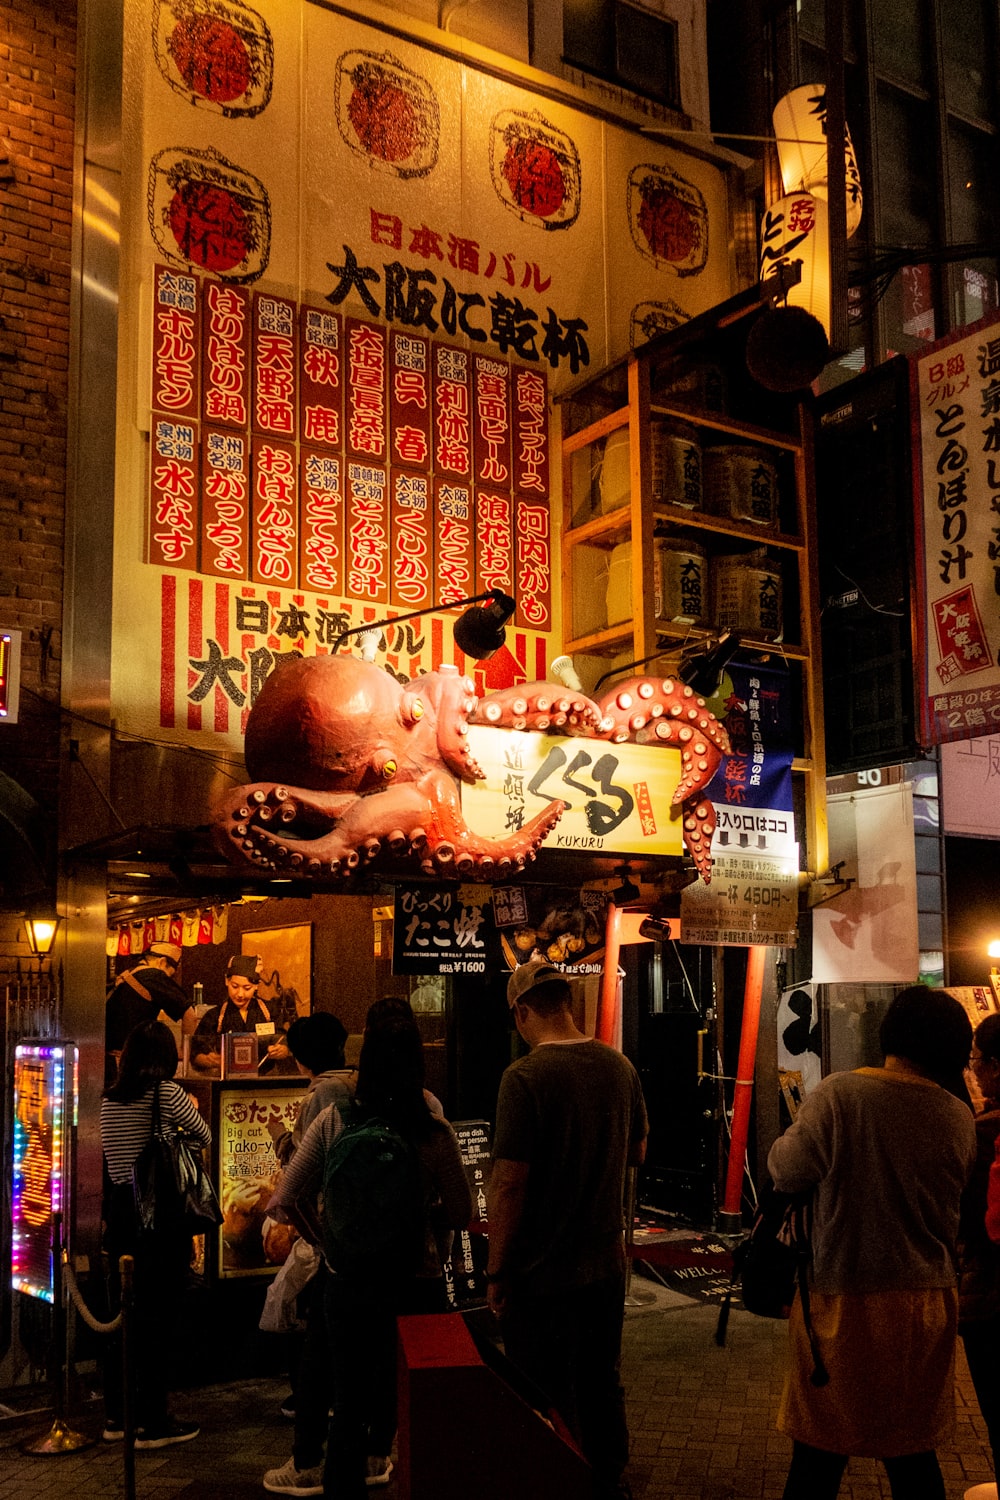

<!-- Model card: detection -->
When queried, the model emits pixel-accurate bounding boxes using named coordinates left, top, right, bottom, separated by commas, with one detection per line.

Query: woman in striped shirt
left=101, top=1019, right=210, bottom=1448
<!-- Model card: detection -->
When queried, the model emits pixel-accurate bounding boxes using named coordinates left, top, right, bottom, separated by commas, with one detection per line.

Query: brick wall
left=0, top=0, right=76, bottom=870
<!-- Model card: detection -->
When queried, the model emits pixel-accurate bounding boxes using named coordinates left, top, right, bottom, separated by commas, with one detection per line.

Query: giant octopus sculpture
left=212, top=655, right=731, bottom=883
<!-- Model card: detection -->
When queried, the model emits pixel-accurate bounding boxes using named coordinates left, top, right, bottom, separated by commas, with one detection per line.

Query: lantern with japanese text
left=772, top=84, right=862, bottom=239
left=759, top=192, right=830, bottom=337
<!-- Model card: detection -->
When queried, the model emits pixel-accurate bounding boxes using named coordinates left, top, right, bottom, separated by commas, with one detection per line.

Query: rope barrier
left=61, top=1251, right=122, bottom=1336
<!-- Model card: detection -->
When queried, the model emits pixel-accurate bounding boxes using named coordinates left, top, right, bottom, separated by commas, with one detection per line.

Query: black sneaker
left=134, top=1418, right=199, bottom=1449
left=102, top=1423, right=124, bottom=1442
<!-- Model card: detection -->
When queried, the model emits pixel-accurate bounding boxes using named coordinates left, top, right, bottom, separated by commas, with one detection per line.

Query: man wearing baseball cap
left=487, top=960, right=647, bottom=1500
left=104, top=941, right=196, bottom=1083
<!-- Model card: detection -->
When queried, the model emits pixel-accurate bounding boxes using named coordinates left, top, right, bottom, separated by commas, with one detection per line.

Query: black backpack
left=320, top=1116, right=424, bottom=1278
left=715, top=1185, right=829, bottom=1387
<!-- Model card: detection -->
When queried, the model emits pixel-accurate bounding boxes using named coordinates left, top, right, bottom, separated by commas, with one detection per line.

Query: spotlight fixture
left=452, top=590, right=516, bottom=659
left=638, top=916, right=672, bottom=943
left=332, top=589, right=516, bottom=662
left=678, top=631, right=741, bottom=699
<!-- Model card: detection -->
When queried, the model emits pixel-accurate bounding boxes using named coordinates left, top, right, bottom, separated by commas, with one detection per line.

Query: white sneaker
left=263, top=1457, right=324, bottom=1495
left=366, top=1455, right=393, bottom=1486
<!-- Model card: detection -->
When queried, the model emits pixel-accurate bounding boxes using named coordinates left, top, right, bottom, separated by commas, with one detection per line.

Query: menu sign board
left=446, top=1120, right=490, bottom=1310
left=392, top=883, right=502, bottom=976
left=217, top=1081, right=304, bottom=1278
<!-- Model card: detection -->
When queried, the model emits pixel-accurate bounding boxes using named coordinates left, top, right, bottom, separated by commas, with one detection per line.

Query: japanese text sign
left=463, top=725, right=683, bottom=856
left=392, top=883, right=501, bottom=975
left=912, top=317, right=1000, bottom=743
left=217, top=1082, right=305, bottom=1279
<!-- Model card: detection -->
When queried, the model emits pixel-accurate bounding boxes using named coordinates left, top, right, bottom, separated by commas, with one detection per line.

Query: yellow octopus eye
left=411, top=701, right=424, bottom=720
left=383, top=760, right=397, bottom=779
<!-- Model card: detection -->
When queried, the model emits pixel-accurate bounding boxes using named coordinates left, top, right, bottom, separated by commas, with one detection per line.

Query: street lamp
left=23, top=913, right=60, bottom=966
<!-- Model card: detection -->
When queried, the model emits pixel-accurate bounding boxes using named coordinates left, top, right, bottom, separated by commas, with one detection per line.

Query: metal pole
left=19, top=1212, right=93, bottom=1454
left=597, top=902, right=623, bottom=1046
left=121, top=1254, right=136, bottom=1500
left=718, top=945, right=768, bottom=1232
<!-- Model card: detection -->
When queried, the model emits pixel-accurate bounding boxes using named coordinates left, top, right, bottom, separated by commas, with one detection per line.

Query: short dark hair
left=975, top=1013, right=1000, bottom=1063
left=879, top=986, right=972, bottom=1082
left=286, top=1012, right=347, bottom=1072
left=517, top=976, right=573, bottom=1017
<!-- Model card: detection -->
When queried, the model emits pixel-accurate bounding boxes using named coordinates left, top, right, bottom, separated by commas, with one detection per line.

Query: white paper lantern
left=772, top=84, right=862, bottom=239
left=759, top=192, right=830, bottom=336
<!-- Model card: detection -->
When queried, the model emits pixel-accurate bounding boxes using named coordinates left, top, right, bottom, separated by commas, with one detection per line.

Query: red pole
left=597, top=901, right=622, bottom=1046
left=720, top=944, right=767, bottom=1228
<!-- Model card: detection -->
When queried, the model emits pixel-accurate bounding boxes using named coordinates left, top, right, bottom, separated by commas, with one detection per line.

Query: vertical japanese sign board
left=681, top=664, right=799, bottom=947
left=912, top=316, right=1000, bottom=744
left=12, top=1042, right=78, bottom=1302
left=446, top=1119, right=491, bottom=1310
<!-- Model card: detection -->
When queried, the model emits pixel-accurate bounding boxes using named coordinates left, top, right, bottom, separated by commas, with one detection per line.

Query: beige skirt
left=777, top=1286, right=958, bottom=1458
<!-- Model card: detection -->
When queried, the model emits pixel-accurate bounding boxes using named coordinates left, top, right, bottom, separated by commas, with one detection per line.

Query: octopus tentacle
left=471, top=682, right=604, bottom=735
left=592, top=676, right=732, bottom=883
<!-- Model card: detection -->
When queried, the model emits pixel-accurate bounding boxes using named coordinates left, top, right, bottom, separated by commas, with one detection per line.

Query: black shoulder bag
left=715, top=1185, right=829, bottom=1387
left=132, top=1082, right=223, bottom=1236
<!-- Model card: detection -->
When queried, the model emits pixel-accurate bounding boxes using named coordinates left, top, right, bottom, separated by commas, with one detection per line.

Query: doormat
left=628, top=1225, right=734, bottom=1303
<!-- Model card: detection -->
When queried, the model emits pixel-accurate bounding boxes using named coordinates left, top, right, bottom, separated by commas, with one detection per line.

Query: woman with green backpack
left=267, top=999, right=471, bottom=1499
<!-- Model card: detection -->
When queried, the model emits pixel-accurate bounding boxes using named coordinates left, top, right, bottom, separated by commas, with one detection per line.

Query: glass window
left=876, top=86, right=936, bottom=246
left=948, top=123, right=1000, bottom=246
left=563, top=0, right=680, bottom=107
left=941, top=0, right=997, bottom=121
left=871, top=0, right=930, bottom=88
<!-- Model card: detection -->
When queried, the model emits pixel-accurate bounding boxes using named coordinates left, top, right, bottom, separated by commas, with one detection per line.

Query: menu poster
left=446, top=1119, right=490, bottom=1310
left=217, top=1083, right=304, bottom=1278
left=392, top=882, right=502, bottom=976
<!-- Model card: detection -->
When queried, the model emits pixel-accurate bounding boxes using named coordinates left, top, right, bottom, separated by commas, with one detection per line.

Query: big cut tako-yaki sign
left=212, top=656, right=731, bottom=883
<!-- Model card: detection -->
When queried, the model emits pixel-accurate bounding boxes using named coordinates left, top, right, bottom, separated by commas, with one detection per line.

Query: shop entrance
left=629, top=944, right=717, bottom=1228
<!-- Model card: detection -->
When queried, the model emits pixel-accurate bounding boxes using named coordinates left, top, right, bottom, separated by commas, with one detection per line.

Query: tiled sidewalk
left=0, top=1281, right=992, bottom=1499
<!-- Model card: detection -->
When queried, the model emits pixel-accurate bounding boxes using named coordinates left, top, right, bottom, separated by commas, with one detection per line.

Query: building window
left=563, top=0, right=680, bottom=109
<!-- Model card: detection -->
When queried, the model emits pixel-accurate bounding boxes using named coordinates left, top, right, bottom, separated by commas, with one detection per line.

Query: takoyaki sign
left=113, top=0, right=735, bottom=754
left=463, top=726, right=684, bottom=857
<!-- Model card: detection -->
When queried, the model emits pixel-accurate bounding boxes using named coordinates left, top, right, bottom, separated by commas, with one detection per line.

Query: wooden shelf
left=561, top=342, right=827, bottom=875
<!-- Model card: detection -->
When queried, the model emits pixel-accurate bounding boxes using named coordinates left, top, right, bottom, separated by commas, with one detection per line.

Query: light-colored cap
left=148, top=942, right=182, bottom=964
left=507, top=960, right=566, bottom=1008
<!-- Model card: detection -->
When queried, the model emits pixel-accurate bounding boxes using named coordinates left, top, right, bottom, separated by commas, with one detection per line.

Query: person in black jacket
left=104, top=942, right=195, bottom=1083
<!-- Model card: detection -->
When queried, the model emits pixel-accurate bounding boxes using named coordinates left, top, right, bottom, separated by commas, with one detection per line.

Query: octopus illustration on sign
left=489, top=110, right=582, bottom=231
left=212, top=657, right=731, bottom=882
left=148, top=146, right=272, bottom=282
left=628, top=163, right=708, bottom=276
left=335, top=51, right=440, bottom=179
left=152, top=0, right=274, bottom=117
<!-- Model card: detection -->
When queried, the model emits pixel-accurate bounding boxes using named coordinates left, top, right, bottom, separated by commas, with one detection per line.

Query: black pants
left=322, top=1272, right=447, bottom=1500
left=291, top=1261, right=333, bottom=1471
left=782, top=1440, right=946, bottom=1500
left=103, top=1182, right=190, bottom=1431
left=961, top=1318, right=1000, bottom=1475
left=501, top=1273, right=629, bottom=1495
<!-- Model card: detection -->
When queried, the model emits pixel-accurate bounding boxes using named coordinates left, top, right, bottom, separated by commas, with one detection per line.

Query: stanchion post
left=121, top=1254, right=136, bottom=1500
left=19, top=1212, right=94, bottom=1454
